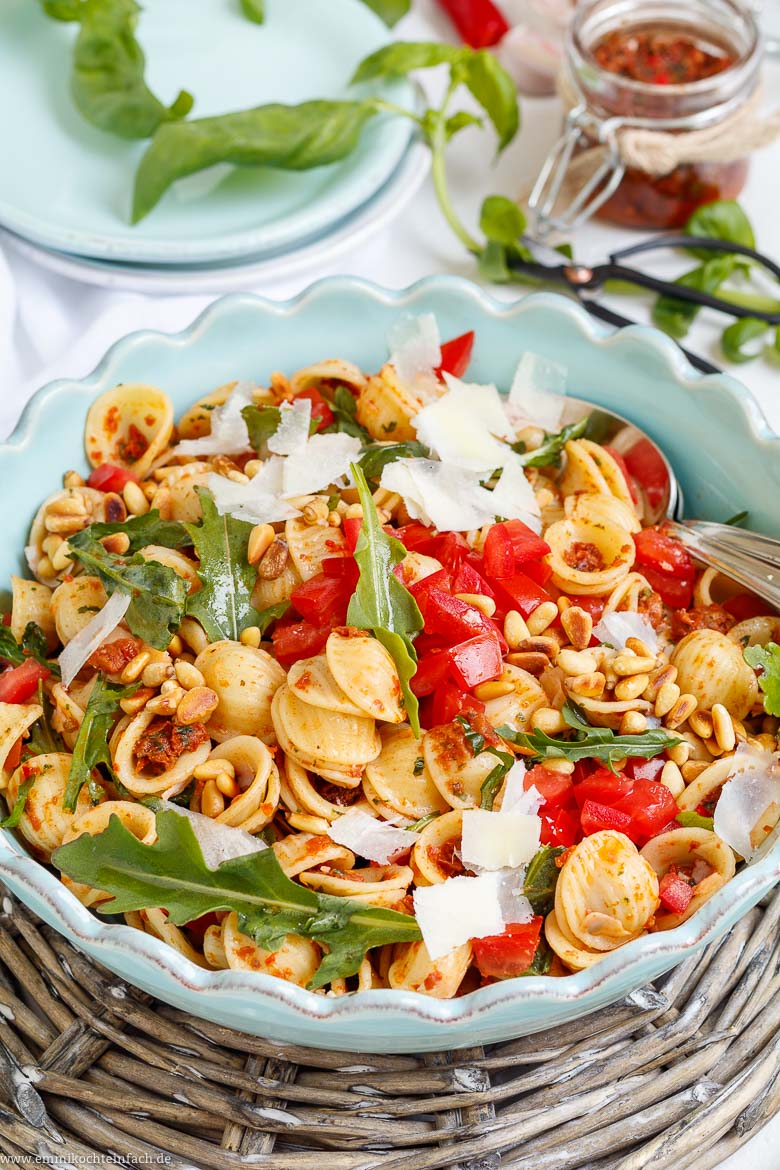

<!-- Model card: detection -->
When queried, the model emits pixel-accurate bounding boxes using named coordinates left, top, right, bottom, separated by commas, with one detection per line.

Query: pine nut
left=36, top=555, right=54, bottom=579
left=666, top=693, right=698, bottom=729
left=752, top=733, right=777, bottom=752
left=682, top=760, right=710, bottom=782
left=515, top=635, right=560, bottom=658
left=505, top=651, right=549, bottom=674
left=643, top=663, right=678, bottom=702
left=201, top=780, right=225, bottom=819
left=560, top=606, right=592, bottom=651
left=619, top=711, right=648, bottom=735
left=614, top=673, right=650, bottom=701
left=327, top=510, right=342, bottom=527
left=44, top=514, right=87, bottom=535
left=257, top=538, right=289, bottom=580
left=288, top=812, right=331, bottom=835
left=557, top=596, right=571, bottom=613
left=660, top=760, right=685, bottom=799
left=473, top=679, right=514, bottom=701
left=175, top=661, right=206, bottom=690
left=49, top=494, right=87, bottom=517
left=193, top=759, right=236, bottom=782
left=102, top=493, right=127, bottom=524
left=667, top=741, right=691, bottom=767
left=711, top=704, right=736, bottom=753
left=63, top=470, right=84, bottom=489
left=544, top=758, right=575, bottom=774
left=120, top=651, right=151, bottom=683
left=565, top=672, right=606, bottom=699
left=247, top=523, right=276, bottom=565
left=100, top=532, right=130, bottom=555
left=344, top=503, right=363, bottom=520
left=50, top=542, right=74, bottom=573
left=120, top=687, right=155, bottom=715
left=168, top=635, right=183, bottom=656
left=625, top=637, right=654, bottom=658
left=141, top=662, right=171, bottom=689
left=655, top=682, right=681, bottom=718
left=526, top=601, right=558, bottom=636
left=215, top=772, right=240, bottom=798
left=179, top=617, right=209, bottom=655
left=689, top=710, right=714, bottom=740
left=613, top=653, right=656, bottom=677
left=123, top=481, right=149, bottom=516
left=42, top=534, right=63, bottom=557
left=531, top=707, right=567, bottom=735
left=244, top=459, right=263, bottom=477
left=240, top=626, right=262, bottom=648
left=503, top=610, right=530, bottom=650
left=176, top=686, right=219, bottom=725
left=557, top=648, right=598, bottom=676
left=455, top=593, right=497, bottom=618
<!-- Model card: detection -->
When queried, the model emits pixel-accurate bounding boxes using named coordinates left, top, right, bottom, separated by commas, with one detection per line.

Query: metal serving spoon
left=560, top=398, right=780, bottom=611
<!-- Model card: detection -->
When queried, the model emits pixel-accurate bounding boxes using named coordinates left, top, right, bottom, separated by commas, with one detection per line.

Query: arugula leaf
left=686, top=200, right=756, bottom=258
left=240, top=0, right=264, bottom=22
left=0, top=628, right=24, bottom=667
left=255, top=601, right=290, bottom=633
left=676, top=810, right=715, bottom=831
left=53, top=809, right=421, bottom=988
left=652, top=255, right=740, bottom=340
left=184, top=489, right=263, bottom=643
left=358, top=441, right=430, bottom=483
left=347, top=465, right=423, bottom=736
left=0, top=624, right=60, bottom=677
left=326, top=387, right=371, bottom=441
left=523, top=845, right=565, bottom=915
left=27, top=682, right=65, bottom=758
left=359, top=0, right=411, bottom=25
left=64, top=676, right=139, bottom=811
left=514, top=417, right=589, bottom=469
left=67, top=530, right=188, bottom=650
left=479, top=751, right=514, bottom=810
left=77, top=510, right=190, bottom=554
left=721, top=317, right=771, bottom=363
left=71, top=0, right=194, bottom=140
left=133, top=100, right=379, bottom=223
left=744, top=642, right=780, bottom=716
left=456, top=50, right=519, bottom=153
left=499, top=700, right=681, bottom=768
left=478, top=241, right=513, bottom=283
left=242, top=404, right=282, bottom=452
left=351, top=41, right=461, bottom=84
left=1, top=779, right=34, bottom=830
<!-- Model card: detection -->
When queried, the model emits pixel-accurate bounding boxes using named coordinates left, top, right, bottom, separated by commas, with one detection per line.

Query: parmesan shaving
left=175, top=380, right=256, bottom=456
left=461, top=808, right=542, bottom=872
left=413, top=872, right=507, bottom=960
left=388, top=314, right=441, bottom=401
left=206, top=471, right=299, bottom=526
left=327, top=808, right=418, bottom=864
left=162, top=802, right=267, bottom=869
left=713, top=744, right=780, bottom=859
left=507, top=352, right=567, bottom=432
left=413, top=374, right=514, bottom=472
left=59, top=590, right=131, bottom=688
left=489, top=459, right=542, bottom=531
left=282, top=433, right=362, bottom=498
left=380, top=459, right=497, bottom=533
left=500, top=762, right=544, bottom=815
left=593, top=612, right=660, bottom=654
left=268, top=399, right=311, bottom=457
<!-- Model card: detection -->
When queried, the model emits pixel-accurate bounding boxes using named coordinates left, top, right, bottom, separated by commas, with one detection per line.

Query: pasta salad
left=1, top=315, right=779, bottom=997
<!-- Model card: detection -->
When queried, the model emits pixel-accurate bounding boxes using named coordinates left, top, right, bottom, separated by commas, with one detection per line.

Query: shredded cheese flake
left=327, top=808, right=418, bottom=864
left=59, top=591, right=131, bottom=688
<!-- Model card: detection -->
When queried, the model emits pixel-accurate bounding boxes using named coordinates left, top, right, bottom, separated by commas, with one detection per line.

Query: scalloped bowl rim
left=1, top=276, right=778, bottom=1033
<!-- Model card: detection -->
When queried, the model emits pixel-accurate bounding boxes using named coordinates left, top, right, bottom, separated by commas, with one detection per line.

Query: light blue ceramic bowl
left=1, top=279, right=779, bottom=1054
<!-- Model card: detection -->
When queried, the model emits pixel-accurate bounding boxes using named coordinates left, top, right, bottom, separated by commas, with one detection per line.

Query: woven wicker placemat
left=0, top=886, right=778, bottom=1170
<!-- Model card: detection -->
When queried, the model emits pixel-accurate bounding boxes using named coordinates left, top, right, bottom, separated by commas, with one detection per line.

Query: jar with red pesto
left=551, top=0, right=762, bottom=230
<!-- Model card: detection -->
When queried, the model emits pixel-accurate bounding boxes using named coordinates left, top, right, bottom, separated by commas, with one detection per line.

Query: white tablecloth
left=1, top=4, right=778, bottom=1164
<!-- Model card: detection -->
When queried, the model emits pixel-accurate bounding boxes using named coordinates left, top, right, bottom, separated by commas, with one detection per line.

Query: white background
left=0, top=2, right=778, bottom=1165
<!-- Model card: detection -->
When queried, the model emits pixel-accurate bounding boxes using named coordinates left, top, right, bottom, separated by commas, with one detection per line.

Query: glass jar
left=530, top=0, right=762, bottom=233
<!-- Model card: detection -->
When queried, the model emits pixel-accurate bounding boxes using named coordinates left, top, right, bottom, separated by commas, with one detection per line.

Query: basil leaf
left=455, top=715, right=486, bottom=756
left=184, top=488, right=263, bottom=643
left=358, top=441, right=430, bottom=483
left=347, top=464, right=423, bottom=736
left=1, top=778, right=34, bottom=830
left=133, top=99, right=378, bottom=223
left=71, top=0, right=194, bottom=140
left=407, top=811, right=440, bottom=832
left=480, top=194, right=526, bottom=246
left=676, top=810, right=715, bottom=831
left=39, top=0, right=83, bottom=18
left=53, top=809, right=421, bottom=988
left=479, top=751, right=514, bottom=810
left=64, top=676, right=138, bottom=811
left=458, top=50, right=519, bottom=153
left=351, top=41, right=461, bottom=84
left=242, top=404, right=282, bottom=452
left=721, top=317, right=771, bottom=364
left=240, top=0, right=264, bottom=22
left=724, top=510, right=748, bottom=527
left=744, top=642, right=780, bottom=716
left=523, top=845, right=565, bottom=916
left=326, top=387, right=371, bottom=441
left=72, top=510, right=190, bottom=555
left=445, top=111, right=483, bottom=140
left=652, top=255, right=739, bottom=340
left=359, top=0, right=411, bottom=26
left=499, top=700, right=681, bottom=767
left=478, top=240, right=512, bottom=283
left=514, top=417, right=589, bottom=469
left=520, top=936, right=553, bottom=976
left=686, top=199, right=756, bottom=258
left=66, top=533, right=188, bottom=650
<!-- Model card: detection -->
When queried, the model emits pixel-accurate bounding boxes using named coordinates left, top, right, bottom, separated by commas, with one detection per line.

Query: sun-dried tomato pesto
left=118, top=423, right=149, bottom=463
left=592, top=28, right=735, bottom=85
left=134, top=718, right=209, bottom=773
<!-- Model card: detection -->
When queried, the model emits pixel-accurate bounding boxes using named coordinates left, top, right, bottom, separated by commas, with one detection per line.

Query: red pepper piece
left=724, top=591, right=771, bottom=622
left=410, top=651, right=451, bottom=698
left=342, top=515, right=362, bottom=553
left=484, top=520, right=551, bottom=580
left=427, top=681, right=485, bottom=728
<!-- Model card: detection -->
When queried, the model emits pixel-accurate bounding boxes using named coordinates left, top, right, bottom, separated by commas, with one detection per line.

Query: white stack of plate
left=0, top=0, right=428, bottom=293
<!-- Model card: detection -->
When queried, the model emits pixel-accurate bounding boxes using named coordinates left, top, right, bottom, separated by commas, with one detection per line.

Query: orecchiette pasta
left=2, top=318, right=777, bottom=1000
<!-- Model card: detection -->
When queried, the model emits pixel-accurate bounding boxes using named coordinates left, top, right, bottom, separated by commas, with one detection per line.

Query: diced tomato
left=623, top=437, right=669, bottom=515
left=424, top=587, right=497, bottom=642
left=185, top=912, right=220, bottom=944
left=540, top=804, right=582, bottom=847
left=724, top=591, right=771, bottom=622
left=426, top=531, right=470, bottom=573
left=616, top=781, right=678, bottom=846
left=4, top=737, right=22, bottom=772
left=407, top=570, right=452, bottom=621
left=658, top=872, right=694, bottom=914
left=447, top=631, right=503, bottom=689
left=290, top=573, right=351, bottom=626
left=87, top=463, right=139, bottom=492
left=322, top=555, right=359, bottom=588
left=342, top=515, right=363, bottom=553
left=581, top=799, right=633, bottom=836
left=521, top=559, right=553, bottom=587
left=271, top=619, right=332, bottom=665
left=524, top=765, right=581, bottom=846
left=566, top=595, right=606, bottom=621
left=0, top=659, right=50, bottom=704
left=573, top=767, right=634, bottom=809
left=603, top=445, right=639, bottom=505
left=638, top=564, right=693, bottom=609
left=428, top=682, right=485, bottom=728
left=634, top=526, right=694, bottom=577
left=524, top=764, right=574, bottom=808
left=450, top=559, right=495, bottom=600
left=435, top=331, right=475, bottom=380
left=293, top=386, right=334, bottom=432
left=472, top=917, right=544, bottom=980
left=484, top=521, right=551, bottom=580
left=624, top=756, right=666, bottom=784
left=410, top=651, right=451, bottom=698
left=392, top=522, right=436, bottom=551
left=493, top=573, right=551, bottom=620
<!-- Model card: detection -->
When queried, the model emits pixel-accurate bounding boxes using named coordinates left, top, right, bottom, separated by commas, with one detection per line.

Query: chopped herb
left=1, top=778, right=34, bottom=829
left=26, top=682, right=65, bottom=757
left=241, top=404, right=282, bottom=452
left=743, top=642, right=780, bottom=716
left=724, top=510, right=749, bottom=527
left=523, top=845, right=565, bottom=915
left=326, top=387, right=371, bottom=441
left=519, top=935, right=553, bottom=976
left=407, top=811, right=440, bottom=833
left=0, top=623, right=60, bottom=678
left=455, top=715, right=486, bottom=756
left=413, top=756, right=425, bottom=775
left=479, top=751, right=514, bottom=810
left=513, top=417, right=589, bottom=468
